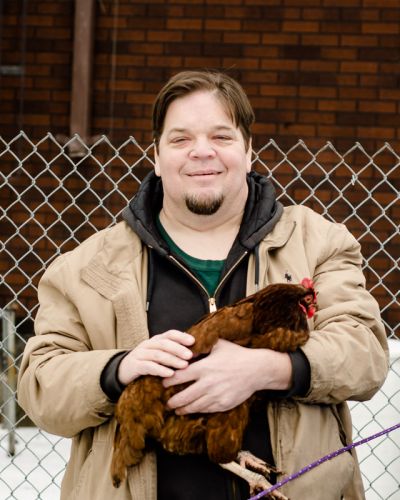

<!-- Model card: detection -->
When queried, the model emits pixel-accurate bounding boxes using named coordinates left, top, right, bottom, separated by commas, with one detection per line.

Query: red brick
left=341, top=61, right=378, bottom=73
left=147, top=30, right=183, bottom=42
left=243, top=46, right=279, bottom=58
left=252, top=123, right=277, bottom=135
left=262, top=33, right=299, bottom=44
left=34, top=27, right=71, bottom=39
left=278, top=98, right=317, bottom=110
left=242, top=71, right=278, bottom=84
left=359, top=101, right=397, bottom=113
left=322, top=0, right=362, bottom=5
left=224, top=32, right=260, bottom=44
left=283, top=21, right=319, bottom=32
left=26, top=15, right=54, bottom=26
left=115, top=55, right=146, bottom=65
left=166, top=18, right=202, bottom=30
left=118, top=31, right=146, bottom=41
left=341, top=35, right=378, bottom=46
left=35, top=53, right=70, bottom=64
left=278, top=124, right=316, bottom=136
left=183, top=32, right=222, bottom=43
left=357, top=127, right=395, bottom=139
left=97, top=17, right=128, bottom=28
left=183, top=56, right=222, bottom=67
left=363, top=0, right=400, bottom=5
left=223, top=58, right=259, bottom=69
left=358, top=9, right=380, bottom=21
left=320, top=47, right=357, bottom=59
left=339, top=87, right=378, bottom=99
left=298, top=111, right=335, bottom=124
left=362, top=23, right=400, bottom=34
left=299, top=86, right=337, bottom=98
left=318, top=125, right=356, bottom=137
left=243, top=20, right=280, bottom=32
left=206, top=0, right=242, bottom=4
left=380, top=63, right=400, bottom=74
left=251, top=97, right=277, bottom=108
left=301, top=34, right=339, bottom=45
left=22, top=114, right=51, bottom=126
left=318, top=100, right=356, bottom=112
left=261, top=59, right=298, bottom=71
left=23, top=90, right=52, bottom=100
left=380, top=89, right=400, bottom=100
left=299, top=61, right=338, bottom=72
left=243, top=0, right=280, bottom=4
left=205, top=19, right=241, bottom=31
left=260, top=85, right=297, bottom=97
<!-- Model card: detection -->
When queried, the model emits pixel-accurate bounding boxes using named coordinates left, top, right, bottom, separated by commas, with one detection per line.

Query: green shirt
left=157, top=217, right=225, bottom=296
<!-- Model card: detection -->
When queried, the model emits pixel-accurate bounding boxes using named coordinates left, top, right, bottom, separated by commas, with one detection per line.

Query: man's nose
left=189, top=138, right=216, bottom=159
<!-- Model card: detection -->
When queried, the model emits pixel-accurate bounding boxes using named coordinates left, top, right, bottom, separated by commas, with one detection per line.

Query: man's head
left=152, top=71, right=255, bottom=219
left=152, top=70, right=255, bottom=152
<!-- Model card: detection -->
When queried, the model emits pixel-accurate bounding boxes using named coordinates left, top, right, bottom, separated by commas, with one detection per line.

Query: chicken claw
left=219, top=459, right=288, bottom=499
left=238, top=450, right=280, bottom=478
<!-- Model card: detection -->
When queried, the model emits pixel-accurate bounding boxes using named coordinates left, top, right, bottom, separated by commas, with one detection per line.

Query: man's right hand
left=117, top=330, right=195, bottom=385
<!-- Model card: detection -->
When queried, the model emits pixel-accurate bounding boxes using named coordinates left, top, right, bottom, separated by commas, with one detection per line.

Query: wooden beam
left=69, top=0, right=95, bottom=156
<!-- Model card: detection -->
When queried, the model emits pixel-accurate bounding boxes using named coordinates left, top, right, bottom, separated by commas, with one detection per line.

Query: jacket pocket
left=67, top=420, right=121, bottom=500
left=276, top=401, right=356, bottom=499
left=67, top=447, right=93, bottom=499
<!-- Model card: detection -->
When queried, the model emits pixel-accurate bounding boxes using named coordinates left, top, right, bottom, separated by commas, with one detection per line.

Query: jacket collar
left=121, top=170, right=284, bottom=258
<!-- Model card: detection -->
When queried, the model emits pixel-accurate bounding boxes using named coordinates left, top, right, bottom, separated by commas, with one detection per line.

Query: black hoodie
left=101, top=170, right=310, bottom=500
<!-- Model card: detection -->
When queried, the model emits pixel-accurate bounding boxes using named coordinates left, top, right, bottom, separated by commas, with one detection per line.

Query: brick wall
left=0, top=0, right=399, bottom=336
left=1, top=0, right=400, bottom=151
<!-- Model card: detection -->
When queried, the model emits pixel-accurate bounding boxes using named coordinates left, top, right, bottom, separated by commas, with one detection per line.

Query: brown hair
left=152, top=70, right=255, bottom=150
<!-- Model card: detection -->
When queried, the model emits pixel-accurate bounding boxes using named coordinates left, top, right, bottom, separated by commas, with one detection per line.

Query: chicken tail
left=111, top=423, right=125, bottom=488
left=111, top=377, right=166, bottom=488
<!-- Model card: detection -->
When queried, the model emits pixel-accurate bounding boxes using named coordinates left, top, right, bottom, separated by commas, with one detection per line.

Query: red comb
left=301, top=277, right=314, bottom=289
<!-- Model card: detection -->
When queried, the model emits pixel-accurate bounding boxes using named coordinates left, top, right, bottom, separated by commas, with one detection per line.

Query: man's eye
left=215, top=135, right=232, bottom=141
left=171, top=137, right=188, bottom=143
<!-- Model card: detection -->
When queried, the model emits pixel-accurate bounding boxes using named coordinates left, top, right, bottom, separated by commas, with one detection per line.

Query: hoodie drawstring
left=254, top=243, right=260, bottom=292
left=146, top=247, right=155, bottom=312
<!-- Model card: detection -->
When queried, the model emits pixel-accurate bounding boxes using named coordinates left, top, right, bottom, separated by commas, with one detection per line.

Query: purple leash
left=249, top=421, right=400, bottom=500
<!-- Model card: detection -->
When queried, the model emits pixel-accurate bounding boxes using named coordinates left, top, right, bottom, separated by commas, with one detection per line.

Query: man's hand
left=163, top=339, right=292, bottom=415
left=118, top=330, right=194, bottom=385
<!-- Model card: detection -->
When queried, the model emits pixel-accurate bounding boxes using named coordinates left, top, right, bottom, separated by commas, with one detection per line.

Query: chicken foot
left=219, top=451, right=287, bottom=500
left=237, top=450, right=280, bottom=477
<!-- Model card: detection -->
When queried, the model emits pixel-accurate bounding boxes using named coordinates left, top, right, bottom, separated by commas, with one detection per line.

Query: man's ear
left=246, top=138, right=252, bottom=173
left=154, top=143, right=161, bottom=177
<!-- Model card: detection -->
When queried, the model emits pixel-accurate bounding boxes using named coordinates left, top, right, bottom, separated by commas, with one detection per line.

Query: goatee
left=185, top=194, right=224, bottom=215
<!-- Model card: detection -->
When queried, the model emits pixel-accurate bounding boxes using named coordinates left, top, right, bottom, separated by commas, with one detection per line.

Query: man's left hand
left=162, top=339, right=292, bottom=415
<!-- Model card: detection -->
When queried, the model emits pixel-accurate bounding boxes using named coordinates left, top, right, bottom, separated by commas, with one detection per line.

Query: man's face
left=154, top=91, right=252, bottom=216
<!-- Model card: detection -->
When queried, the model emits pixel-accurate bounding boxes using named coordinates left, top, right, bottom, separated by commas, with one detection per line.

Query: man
left=18, top=70, right=388, bottom=500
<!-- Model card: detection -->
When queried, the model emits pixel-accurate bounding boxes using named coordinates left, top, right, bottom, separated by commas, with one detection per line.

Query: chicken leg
left=220, top=450, right=287, bottom=500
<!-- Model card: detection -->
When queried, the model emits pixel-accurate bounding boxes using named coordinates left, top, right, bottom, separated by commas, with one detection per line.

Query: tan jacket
left=17, top=205, right=389, bottom=500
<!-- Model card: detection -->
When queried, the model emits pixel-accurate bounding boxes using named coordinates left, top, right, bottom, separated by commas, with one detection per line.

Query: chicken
left=111, top=278, right=317, bottom=498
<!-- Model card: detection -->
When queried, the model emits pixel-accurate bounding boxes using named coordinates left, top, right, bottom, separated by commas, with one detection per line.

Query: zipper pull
left=209, top=297, right=217, bottom=313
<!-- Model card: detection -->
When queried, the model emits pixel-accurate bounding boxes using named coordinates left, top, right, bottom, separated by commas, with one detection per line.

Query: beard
left=184, top=193, right=224, bottom=215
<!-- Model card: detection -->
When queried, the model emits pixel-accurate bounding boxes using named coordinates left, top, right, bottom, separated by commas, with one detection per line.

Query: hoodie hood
left=122, top=170, right=283, bottom=259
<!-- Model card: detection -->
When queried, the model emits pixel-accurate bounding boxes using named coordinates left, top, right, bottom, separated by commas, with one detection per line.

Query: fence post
left=1, top=305, right=17, bottom=456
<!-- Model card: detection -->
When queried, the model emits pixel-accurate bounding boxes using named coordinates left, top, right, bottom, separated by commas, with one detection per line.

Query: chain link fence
left=0, top=133, right=399, bottom=499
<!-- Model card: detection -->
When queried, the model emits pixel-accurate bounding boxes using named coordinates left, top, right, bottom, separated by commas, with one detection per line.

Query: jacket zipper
left=168, top=251, right=248, bottom=313
left=169, top=251, right=249, bottom=500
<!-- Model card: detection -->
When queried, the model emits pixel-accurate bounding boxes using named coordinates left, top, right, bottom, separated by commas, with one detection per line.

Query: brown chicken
left=111, top=278, right=317, bottom=498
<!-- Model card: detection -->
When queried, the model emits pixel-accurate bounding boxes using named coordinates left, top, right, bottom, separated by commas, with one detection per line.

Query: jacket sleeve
left=17, top=254, right=124, bottom=438
left=299, top=215, right=389, bottom=404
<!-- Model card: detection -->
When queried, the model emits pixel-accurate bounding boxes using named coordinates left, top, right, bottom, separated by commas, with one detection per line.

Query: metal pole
left=1, top=305, right=17, bottom=456
left=69, top=0, right=96, bottom=157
